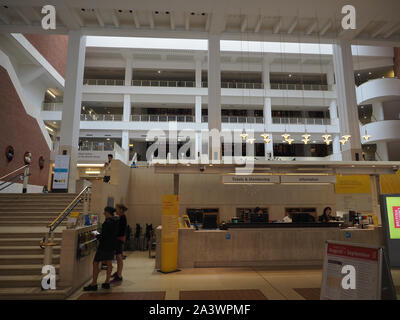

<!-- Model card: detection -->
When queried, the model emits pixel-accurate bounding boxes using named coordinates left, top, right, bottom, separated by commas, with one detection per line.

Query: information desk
left=155, top=226, right=384, bottom=269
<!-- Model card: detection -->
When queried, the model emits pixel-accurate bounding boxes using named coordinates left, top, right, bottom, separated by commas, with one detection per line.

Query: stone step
left=0, top=211, right=73, bottom=216
left=0, top=216, right=64, bottom=222
left=0, top=233, right=62, bottom=239
left=0, top=255, right=60, bottom=265
left=0, top=286, right=71, bottom=300
left=0, top=264, right=60, bottom=276
left=0, top=246, right=61, bottom=255
left=0, top=238, right=61, bottom=246
left=0, top=275, right=61, bottom=288
left=0, top=221, right=67, bottom=227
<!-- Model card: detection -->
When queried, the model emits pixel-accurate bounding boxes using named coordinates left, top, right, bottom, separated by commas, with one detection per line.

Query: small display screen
left=385, top=196, right=400, bottom=239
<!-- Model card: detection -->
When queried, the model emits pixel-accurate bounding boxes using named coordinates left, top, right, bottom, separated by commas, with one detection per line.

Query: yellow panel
left=380, top=174, right=400, bottom=194
left=335, top=175, right=371, bottom=194
left=161, top=195, right=179, bottom=273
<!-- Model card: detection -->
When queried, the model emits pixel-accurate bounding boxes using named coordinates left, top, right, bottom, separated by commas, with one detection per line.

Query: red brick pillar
left=394, top=48, right=400, bottom=78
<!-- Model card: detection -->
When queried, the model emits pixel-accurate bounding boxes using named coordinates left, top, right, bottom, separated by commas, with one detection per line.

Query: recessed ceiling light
left=288, top=74, right=292, bottom=78
left=157, top=70, right=161, bottom=74
left=368, top=72, right=372, bottom=75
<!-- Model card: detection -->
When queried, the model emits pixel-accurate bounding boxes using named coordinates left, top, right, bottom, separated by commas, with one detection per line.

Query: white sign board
left=52, top=155, right=70, bottom=190
left=222, top=175, right=280, bottom=184
left=321, top=241, right=382, bottom=300
left=280, top=175, right=336, bottom=184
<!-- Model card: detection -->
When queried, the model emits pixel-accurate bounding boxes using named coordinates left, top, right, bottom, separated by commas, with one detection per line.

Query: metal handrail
left=0, top=172, right=30, bottom=192
left=47, top=185, right=91, bottom=232
left=0, top=165, right=28, bottom=181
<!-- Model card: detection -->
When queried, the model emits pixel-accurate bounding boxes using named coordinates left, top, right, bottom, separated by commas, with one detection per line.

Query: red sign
left=393, top=206, right=400, bottom=228
left=327, top=243, right=378, bottom=261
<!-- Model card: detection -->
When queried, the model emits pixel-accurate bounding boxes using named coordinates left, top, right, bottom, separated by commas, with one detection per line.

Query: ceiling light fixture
left=282, top=132, right=291, bottom=140
left=260, top=133, right=269, bottom=139
left=246, top=138, right=255, bottom=144
left=362, top=130, right=371, bottom=141
left=342, top=134, right=351, bottom=141
left=263, top=138, right=271, bottom=144
left=46, top=89, right=56, bottom=99
left=240, top=130, right=248, bottom=140
left=286, top=138, right=294, bottom=145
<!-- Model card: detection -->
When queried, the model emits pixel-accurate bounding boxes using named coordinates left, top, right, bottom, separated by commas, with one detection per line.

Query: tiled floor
left=69, top=251, right=400, bottom=300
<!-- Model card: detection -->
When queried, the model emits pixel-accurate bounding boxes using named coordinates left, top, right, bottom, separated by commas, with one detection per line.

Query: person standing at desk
left=319, top=207, right=334, bottom=222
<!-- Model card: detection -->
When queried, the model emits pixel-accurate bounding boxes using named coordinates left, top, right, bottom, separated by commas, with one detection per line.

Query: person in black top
left=84, top=207, right=119, bottom=291
left=111, top=203, right=128, bottom=282
left=319, top=207, right=334, bottom=222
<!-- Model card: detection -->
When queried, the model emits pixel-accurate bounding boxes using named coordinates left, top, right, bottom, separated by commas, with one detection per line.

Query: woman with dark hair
left=319, top=207, right=333, bottom=222
left=84, top=206, right=119, bottom=291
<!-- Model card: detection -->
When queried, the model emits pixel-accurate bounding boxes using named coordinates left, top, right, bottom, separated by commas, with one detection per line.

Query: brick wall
left=0, top=66, right=50, bottom=187
left=24, top=34, right=69, bottom=78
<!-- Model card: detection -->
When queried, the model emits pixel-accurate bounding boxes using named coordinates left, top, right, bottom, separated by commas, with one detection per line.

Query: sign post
left=160, top=195, right=179, bottom=273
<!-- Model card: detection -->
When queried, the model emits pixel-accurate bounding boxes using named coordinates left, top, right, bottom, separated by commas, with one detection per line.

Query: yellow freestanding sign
left=161, top=195, right=179, bottom=273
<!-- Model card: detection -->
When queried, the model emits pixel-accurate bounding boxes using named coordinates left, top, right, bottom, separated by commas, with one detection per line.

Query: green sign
left=385, top=196, right=400, bottom=239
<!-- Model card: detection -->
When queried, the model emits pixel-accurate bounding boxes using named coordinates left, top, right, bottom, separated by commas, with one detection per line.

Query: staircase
left=0, top=193, right=82, bottom=299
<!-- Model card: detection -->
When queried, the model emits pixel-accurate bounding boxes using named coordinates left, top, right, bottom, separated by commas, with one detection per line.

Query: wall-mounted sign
left=222, top=175, right=280, bottom=184
left=335, top=175, right=371, bottom=194
left=52, top=155, right=70, bottom=190
left=280, top=175, right=336, bottom=184
left=380, top=174, right=400, bottom=195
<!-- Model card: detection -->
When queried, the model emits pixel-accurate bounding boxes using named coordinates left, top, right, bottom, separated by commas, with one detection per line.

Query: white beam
left=287, top=18, right=298, bottom=34
left=371, top=22, right=389, bottom=38
left=14, top=7, right=31, bottom=25
left=149, top=12, right=154, bottom=29
left=205, top=13, right=211, bottom=32
left=305, top=20, right=317, bottom=35
left=240, top=16, right=247, bottom=33
left=170, top=12, right=175, bottom=30
left=320, top=20, right=332, bottom=36
left=383, top=23, right=400, bottom=39
left=132, top=10, right=140, bottom=29
left=94, top=8, right=104, bottom=27
left=185, top=12, right=190, bottom=31
left=273, top=18, right=282, bottom=34
left=254, top=16, right=262, bottom=33
left=111, top=9, right=119, bottom=28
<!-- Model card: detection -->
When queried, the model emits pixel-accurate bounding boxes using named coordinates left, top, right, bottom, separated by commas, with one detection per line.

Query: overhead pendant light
left=263, top=138, right=271, bottom=144
left=322, top=133, right=331, bottom=141
left=286, top=138, right=294, bottom=145
left=324, top=138, right=332, bottom=145
left=339, top=139, right=346, bottom=145
left=282, top=132, right=291, bottom=140
left=342, top=134, right=351, bottom=142
left=302, top=136, right=310, bottom=144
left=362, top=130, right=371, bottom=141
left=302, top=133, right=311, bottom=139
left=246, top=138, right=256, bottom=144
left=261, top=133, right=269, bottom=139
left=240, top=129, right=248, bottom=140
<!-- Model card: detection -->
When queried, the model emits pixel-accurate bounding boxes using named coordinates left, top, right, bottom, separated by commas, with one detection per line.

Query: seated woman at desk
left=319, top=207, right=334, bottom=222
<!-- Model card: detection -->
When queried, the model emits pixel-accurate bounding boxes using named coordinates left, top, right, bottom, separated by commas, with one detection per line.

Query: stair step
left=0, top=233, right=62, bottom=239
left=0, top=275, right=61, bottom=288
left=0, top=222, right=67, bottom=227
left=0, top=255, right=60, bottom=265
left=0, top=238, right=61, bottom=246
left=0, top=286, right=71, bottom=300
left=0, top=264, right=60, bottom=276
left=0, top=246, right=60, bottom=255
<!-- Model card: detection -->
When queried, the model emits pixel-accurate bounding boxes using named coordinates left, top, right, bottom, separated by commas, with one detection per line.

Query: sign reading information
left=161, top=195, right=179, bottom=273
left=52, top=155, right=70, bottom=190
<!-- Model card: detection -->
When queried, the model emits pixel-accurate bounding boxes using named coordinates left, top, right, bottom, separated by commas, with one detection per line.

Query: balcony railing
left=83, top=79, right=329, bottom=91
left=79, top=141, right=114, bottom=151
left=130, top=114, right=195, bottom=122
left=221, top=116, right=264, bottom=124
left=42, top=102, right=63, bottom=111
left=272, top=117, right=331, bottom=125
left=80, top=114, right=123, bottom=121
left=270, top=83, right=329, bottom=91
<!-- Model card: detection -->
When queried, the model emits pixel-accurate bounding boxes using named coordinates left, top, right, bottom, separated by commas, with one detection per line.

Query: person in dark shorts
left=111, top=203, right=128, bottom=282
left=84, top=207, right=119, bottom=291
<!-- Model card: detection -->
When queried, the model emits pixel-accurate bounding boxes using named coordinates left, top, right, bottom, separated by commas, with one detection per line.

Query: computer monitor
left=250, top=213, right=269, bottom=223
left=202, top=214, right=218, bottom=229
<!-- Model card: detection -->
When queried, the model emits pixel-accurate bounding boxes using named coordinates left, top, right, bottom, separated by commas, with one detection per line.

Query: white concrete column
left=333, top=135, right=341, bottom=155
left=263, top=97, right=272, bottom=126
left=372, top=101, right=385, bottom=121
left=59, top=31, right=86, bottom=193
left=208, top=34, right=221, bottom=160
left=332, top=39, right=362, bottom=161
left=125, top=58, right=132, bottom=86
left=195, top=131, right=202, bottom=159
left=262, top=58, right=271, bottom=90
left=122, top=130, right=130, bottom=164
left=195, top=96, right=202, bottom=124
left=376, top=141, right=389, bottom=161
left=327, top=63, right=335, bottom=89
left=329, top=99, right=338, bottom=127
left=264, top=138, right=274, bottom=159
left=195, top=57, right=202, bottom=88
left=123, top=94, right=131, bottom=122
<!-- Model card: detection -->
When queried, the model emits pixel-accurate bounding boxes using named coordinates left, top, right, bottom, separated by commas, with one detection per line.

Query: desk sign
left=222, top=175, right=280, bottom=184
left=320, top=241, right=396, bottom=300
left=280, top=175, right=336, bottom=184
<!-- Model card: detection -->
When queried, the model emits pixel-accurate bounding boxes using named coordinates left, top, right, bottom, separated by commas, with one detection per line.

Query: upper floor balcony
left=83, top=78, right=329, bottom=91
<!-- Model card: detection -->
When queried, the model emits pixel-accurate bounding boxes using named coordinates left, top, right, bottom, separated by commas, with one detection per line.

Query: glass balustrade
left=80, top=114, right=123, bottom=121
left=79, top=141, right=114, bottom=151
left=272, top=117, right=331, bottom=125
